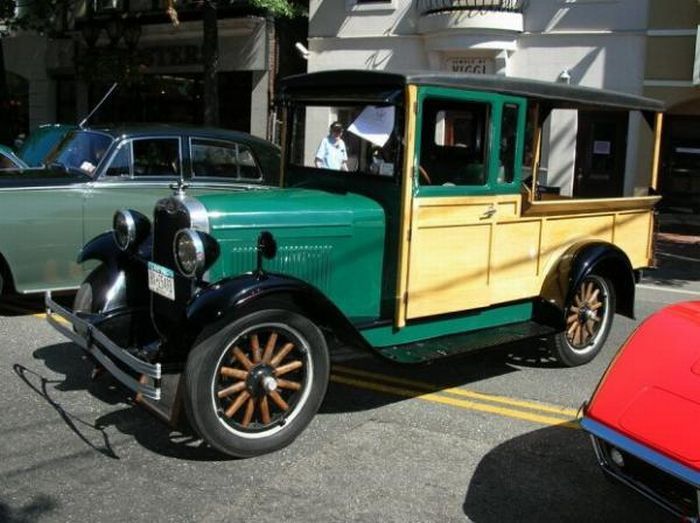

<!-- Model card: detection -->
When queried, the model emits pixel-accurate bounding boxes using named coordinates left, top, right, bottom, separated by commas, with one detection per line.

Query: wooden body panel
left=405, top=193, right=657, bottom=320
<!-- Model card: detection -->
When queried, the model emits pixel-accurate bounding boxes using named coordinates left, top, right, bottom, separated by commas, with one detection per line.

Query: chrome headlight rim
left=113, top=209, right=136, bottom=251
left=174, top=228, right=206, bottom=277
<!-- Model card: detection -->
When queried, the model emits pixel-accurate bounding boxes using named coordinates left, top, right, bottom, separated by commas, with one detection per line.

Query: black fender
left=76, top=231, right=152, bottom=314
left=186, top=272, right=371, bottom=353
left=537, top=241, right=635, bottom=328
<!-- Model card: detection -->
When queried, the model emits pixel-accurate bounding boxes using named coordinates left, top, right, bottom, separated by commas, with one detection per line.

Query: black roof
left=280, top=70, right=664, bottom=112
left=79, top=124, right=280, bottom=150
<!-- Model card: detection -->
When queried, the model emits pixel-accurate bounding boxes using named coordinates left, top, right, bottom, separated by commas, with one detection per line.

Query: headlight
left=174, top=229, right=205, bottom=277
left=113, top=209, right=150, bottom=252
left=173, top=228, right=220, bottom=278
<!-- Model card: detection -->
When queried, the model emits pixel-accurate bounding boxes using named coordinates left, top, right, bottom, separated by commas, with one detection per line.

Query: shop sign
left=141, top=45, right=203, bottom=69
left=446, top=57, right=493, bottom=75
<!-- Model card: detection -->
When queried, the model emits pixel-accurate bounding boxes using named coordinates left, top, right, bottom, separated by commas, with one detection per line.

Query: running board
left=376, top=321, right=557, bottom=364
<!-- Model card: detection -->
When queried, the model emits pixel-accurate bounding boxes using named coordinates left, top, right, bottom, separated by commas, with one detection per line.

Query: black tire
left=183, top=309, right=330, bottom=458
left=550, top=274, right=615, bottom=367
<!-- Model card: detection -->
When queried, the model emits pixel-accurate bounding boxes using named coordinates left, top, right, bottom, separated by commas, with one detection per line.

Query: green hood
left=199, top=188, right=385, bottom=232
left=197, top=188, right=386, bottom=322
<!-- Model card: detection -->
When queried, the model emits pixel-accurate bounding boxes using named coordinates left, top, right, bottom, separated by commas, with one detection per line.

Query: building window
left=346, top=0, right=395, bottom=12
left=56, top=77, right=77, bottom=125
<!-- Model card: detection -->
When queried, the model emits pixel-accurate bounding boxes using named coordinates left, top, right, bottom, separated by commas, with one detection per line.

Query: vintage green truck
left=47, top=70, right=663, bottom=457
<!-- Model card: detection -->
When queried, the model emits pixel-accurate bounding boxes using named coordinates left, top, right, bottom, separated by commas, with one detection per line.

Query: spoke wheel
left=184, top=309, right=329, bottom=458
left=213, top=324, right=311, bottom=436
left=551, top=275, right=615, bottom=367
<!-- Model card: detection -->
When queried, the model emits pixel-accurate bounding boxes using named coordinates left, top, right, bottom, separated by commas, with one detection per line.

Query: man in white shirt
left=315, top=122, right=348, bottom=171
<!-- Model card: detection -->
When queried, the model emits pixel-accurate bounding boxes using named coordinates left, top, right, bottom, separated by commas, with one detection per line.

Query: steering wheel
left=418, top=165, right=432, bottom=185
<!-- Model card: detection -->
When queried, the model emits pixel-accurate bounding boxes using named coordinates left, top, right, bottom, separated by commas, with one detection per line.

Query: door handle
left=481, top=205, right=497, bottom=219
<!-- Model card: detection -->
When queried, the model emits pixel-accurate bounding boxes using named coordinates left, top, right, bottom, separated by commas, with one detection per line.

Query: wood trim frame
left=650, top=112, right=664, bottom=191
left=395, top=85, right=418, bottom=328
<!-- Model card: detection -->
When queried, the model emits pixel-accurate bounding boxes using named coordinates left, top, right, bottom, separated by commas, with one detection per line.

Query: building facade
left=644, top=0, right=700, bottom=212
left=1, top=1, right=306, bottom=142
left=308, top=0, right=688, bottom=201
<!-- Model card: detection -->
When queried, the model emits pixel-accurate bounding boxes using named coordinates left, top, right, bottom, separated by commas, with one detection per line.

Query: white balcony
left=416, top=0, right=524, bottom=35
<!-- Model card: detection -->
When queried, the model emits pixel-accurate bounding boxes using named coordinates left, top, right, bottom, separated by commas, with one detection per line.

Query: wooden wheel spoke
left=260, top=396, right=270, bottom=424
left=585, top=320, right=596, bottom=338
left=268, top=390, right=289, bottom=411
left=225, top=390, right=251, bottom=418
left=262, top=332, right=278, bottom=364
left=276, top=378, right=301, bottom=391
left=567, top=319, right=579, bottom=336
left=270, top=342, right=295, bottom=367
left=566, top=313, right=579, bottom=324
left=574, top=295, right=583, bottom=307
left=251, top=334, right=262, bottom=363
left=232, top=346, right=254, bottom=370
left=588, top=288, right=600, bottom=305
left=590, top=314, right=601, bottom=323
left=573, top=323, right=583, bottom=346
left=217, top=380, right=246, bottom=398
left=568, top=306, right=580, bottom=314
left=275, top=360, right=303, bottom=377
left=585, top=282, right=594, bottom=301
left=241, top=398, right=255, bottom=427
left=220, top=366, right=248, bottom=380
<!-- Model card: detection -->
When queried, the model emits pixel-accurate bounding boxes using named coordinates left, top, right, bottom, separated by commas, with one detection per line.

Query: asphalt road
left=0, top=243, right=697, bottom=523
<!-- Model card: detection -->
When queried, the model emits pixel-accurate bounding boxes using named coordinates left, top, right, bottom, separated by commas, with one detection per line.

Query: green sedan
left=0, top=125, right=280, bottom=295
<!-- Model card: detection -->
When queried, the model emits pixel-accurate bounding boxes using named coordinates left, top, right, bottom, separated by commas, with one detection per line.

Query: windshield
left=288, top=103, right=402, bottom=179
left=46, top=130, right=114, bottom=175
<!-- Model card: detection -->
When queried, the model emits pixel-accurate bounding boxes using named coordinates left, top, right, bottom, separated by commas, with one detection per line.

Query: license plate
left=148, top=262, right=175, bottom=301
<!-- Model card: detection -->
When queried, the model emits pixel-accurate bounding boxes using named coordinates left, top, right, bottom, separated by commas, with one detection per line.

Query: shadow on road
left=322, top=336, right=561, bottom=415
left=0, top=495, right=59, bottom=523
left=23, top=335, right=563, bottom=461
left=0, top=293, right=73, bottom=317
left=19, top=343, right=226, bottom=462
left=463, top=425, right=675, bottom=522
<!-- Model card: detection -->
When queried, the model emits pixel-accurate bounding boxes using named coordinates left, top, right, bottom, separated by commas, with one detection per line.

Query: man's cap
left=330, top=121, right=343, bottom=131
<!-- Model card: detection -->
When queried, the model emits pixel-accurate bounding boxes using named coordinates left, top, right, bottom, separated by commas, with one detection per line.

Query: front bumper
left=581, top=416, right=700, bottom=522
left=45, top=292, right=162, bottom=400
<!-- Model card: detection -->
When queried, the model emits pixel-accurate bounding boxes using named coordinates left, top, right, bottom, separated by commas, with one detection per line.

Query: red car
left=581, top=301, right=700, bottom=521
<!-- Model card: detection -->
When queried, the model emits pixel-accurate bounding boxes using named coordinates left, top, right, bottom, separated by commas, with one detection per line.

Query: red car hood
left=586, top=301, right=700, bottom=471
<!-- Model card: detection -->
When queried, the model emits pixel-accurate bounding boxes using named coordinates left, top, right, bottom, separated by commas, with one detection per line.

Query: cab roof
left=280, top=70, right=664, bottom=113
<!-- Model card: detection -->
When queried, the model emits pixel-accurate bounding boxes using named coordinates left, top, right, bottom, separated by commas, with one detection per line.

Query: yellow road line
left=330, top=373, right=579, bottom=429
left=333, top=364, right=579, bottom=418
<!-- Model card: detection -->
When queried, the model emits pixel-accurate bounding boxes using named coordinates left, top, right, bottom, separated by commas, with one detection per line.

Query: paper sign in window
left=347, top=105, right=395, bottom=147
left=593, top=140, right=611, bottom=155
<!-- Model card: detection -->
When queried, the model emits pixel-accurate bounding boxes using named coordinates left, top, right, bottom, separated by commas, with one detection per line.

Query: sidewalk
left=658, top=211, right=700, bottom=244
left=647, top=212, right=700, bottom=285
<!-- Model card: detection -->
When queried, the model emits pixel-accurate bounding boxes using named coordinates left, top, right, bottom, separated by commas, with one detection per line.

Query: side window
left=191, top=138, right=262, bottom=181
left=132, top=138, right=180, bottom=177
left=499, top=103, right=519, bottom=184
left=419, top=99, right=489, bottom=186
left=105, top=142, right=131, bottom=177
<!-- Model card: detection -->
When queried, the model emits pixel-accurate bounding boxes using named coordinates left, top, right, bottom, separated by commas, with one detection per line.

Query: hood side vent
left=229, top=244, right=333, bottom=294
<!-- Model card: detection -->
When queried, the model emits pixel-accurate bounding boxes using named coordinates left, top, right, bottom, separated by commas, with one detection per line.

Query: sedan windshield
left=46, top=131, right=114, bottom=175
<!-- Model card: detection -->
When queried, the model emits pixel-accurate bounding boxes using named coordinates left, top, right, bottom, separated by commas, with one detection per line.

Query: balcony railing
left=416, top=0, right=524, bottom=16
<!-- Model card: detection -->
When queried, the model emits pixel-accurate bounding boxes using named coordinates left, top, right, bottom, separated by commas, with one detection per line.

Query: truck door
left=402, top=87, right=525, bottom=321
